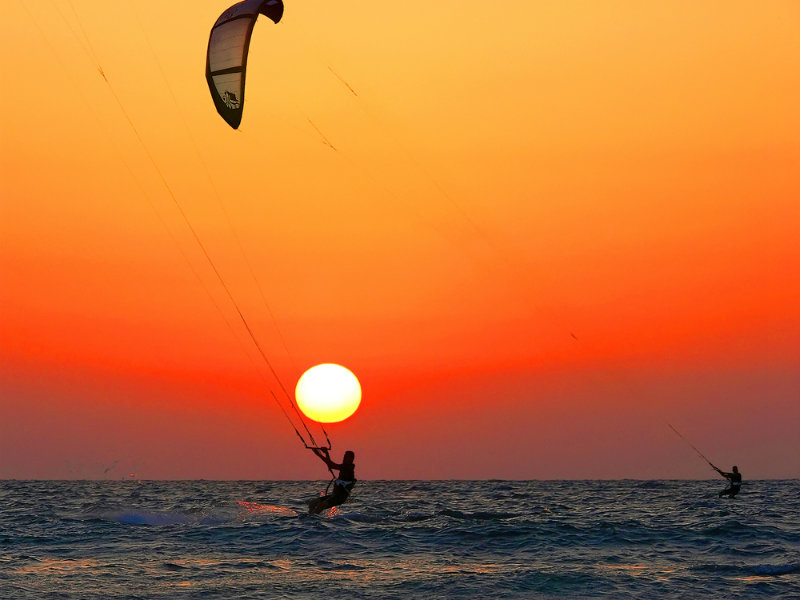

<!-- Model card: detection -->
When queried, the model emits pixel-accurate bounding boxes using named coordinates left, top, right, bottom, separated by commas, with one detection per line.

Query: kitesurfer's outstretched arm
left=311, top=447, right=342, bottom=470
left=713, top=465, right=734, bottom=480
left=712, top=464, right=725, bottom=477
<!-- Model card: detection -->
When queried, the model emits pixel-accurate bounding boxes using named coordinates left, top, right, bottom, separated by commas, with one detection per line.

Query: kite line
left=667, top=423, right=719, bottom=473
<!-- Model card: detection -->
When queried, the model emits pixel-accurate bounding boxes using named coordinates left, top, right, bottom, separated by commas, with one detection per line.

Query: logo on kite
left=205, top=0, right=284, bottom=129
left=222, top=91, right=241, bottom=110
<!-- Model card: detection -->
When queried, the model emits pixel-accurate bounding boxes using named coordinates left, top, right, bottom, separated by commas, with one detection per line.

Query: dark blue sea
left=1, top=480, right=798, bottom=599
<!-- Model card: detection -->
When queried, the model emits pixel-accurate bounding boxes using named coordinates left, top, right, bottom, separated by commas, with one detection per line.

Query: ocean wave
left=439, top=508, right=517, bottom=520
left=753, top=563, right=800, bottom=576
left=101, top=509, right=231, bottom=527
left=690, top=561, right=800, bottom=577
left=397, top=510, right=435, bottom=522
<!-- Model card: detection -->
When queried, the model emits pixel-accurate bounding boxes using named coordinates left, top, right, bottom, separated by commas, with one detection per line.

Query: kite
left=205, top=0, right=284, bottom=128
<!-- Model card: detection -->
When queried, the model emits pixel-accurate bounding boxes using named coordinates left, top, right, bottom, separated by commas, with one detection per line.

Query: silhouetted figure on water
left=307, top=449, right=356, bottom=514
left=715, top=465, right=742, bottom=498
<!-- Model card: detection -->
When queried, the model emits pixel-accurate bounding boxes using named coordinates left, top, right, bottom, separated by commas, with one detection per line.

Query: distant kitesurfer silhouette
left=307, top=449, right=356, bottom=514
left=715, top=465, right=742, bottom=498
left=667, top=425, right=744, bottom=499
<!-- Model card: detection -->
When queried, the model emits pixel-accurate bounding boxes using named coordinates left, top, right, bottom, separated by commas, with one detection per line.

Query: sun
left=295, top=364, right=361, bottom=423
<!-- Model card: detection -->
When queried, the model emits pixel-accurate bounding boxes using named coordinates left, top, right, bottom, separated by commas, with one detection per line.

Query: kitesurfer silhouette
left=307, top=449, right=356, bottom=514
left=715, top=465, right=742, bottom=498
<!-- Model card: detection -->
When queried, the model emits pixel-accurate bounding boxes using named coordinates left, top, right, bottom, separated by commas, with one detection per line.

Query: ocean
left=1, top=480, right=798, bottom=599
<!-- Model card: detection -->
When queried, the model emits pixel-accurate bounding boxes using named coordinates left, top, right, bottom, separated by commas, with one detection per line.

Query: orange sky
left=2, top=1, right=799, bottom=479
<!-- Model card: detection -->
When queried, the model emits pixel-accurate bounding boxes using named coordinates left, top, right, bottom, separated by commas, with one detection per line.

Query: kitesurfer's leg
left=328, top=482, right=353, bottom=507
left=324, top=491, right=346, bottom=509
left=308, top=482, right=354, bottom=514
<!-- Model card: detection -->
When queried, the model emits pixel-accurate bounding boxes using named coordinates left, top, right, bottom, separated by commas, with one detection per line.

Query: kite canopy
left=205, top=0, right=284, bottom=129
